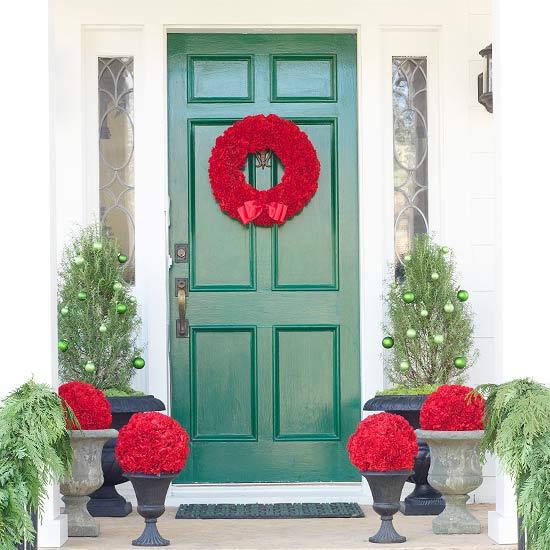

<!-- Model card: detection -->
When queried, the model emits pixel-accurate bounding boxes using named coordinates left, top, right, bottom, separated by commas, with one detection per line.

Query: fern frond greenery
left=476, top=378, right=550, bottom=550
left=0, top=379, right=74, bottom=549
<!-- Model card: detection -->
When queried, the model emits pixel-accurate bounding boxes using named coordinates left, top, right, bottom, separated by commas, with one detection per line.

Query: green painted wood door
left=168, top=33, right=360, bottom=483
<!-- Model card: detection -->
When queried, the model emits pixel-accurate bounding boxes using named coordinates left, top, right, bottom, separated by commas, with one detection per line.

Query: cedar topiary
left=382, top=234, right=477, bottom=387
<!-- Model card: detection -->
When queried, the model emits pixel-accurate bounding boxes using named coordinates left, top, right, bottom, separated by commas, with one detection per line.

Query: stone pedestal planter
left=125, top=472, right=179, bottom=546
left=416, top=429, right=484, bottom=535
left=364, top=395, right=445, bottom=516
left=88, top=395, right=165, bottom=517
left=60, top=429, right=118, bottom=537
left=362, top=470, right=413, bottom=543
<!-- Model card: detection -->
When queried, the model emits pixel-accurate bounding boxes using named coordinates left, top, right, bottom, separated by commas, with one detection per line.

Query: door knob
left=176, top=280, right=189, bottom=338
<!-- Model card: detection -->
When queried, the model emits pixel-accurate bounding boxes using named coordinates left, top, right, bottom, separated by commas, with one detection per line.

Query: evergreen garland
left=0, top=380, right=74, bottom=549
left=477, top=379, right=550, bottom=550
left=57, top=224, right=142, bottom=392
left=383, top=234, right=477, bottom=386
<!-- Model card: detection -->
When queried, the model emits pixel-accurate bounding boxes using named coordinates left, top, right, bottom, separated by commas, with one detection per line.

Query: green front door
left=168, top=33, right=360, bottom=483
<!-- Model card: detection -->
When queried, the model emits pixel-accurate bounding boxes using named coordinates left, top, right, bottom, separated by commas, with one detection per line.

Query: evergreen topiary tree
left=382, top=234, right=477, bottom=389
left=57, top=224, right=144, bottom=394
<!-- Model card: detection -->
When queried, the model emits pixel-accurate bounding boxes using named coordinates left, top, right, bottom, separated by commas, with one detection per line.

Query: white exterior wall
left=52, top=0, right=495, bottom=505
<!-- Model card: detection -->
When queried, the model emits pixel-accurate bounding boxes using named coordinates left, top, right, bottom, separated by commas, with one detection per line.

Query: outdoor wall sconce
left=478, top=44, right=493, bottom=113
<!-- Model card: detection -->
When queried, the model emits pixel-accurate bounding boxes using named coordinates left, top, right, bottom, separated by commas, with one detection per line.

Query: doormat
left=175, top=502, right=364, bottom=519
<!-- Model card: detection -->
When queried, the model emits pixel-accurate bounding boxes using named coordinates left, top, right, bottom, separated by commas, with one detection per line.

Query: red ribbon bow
left=237, top=200, right=288, bottom=225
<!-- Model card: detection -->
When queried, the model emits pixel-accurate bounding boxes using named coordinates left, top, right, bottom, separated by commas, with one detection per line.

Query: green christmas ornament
left=116, top=303, right=128, bottom=314
left=84, top=361, right=95, bottom=373
left=99, top=324, right=107, bottom=333
left=60, top=306, right=69, bottom=315
left=133, top=357, right=146, bottom=369
left=431, top=272, right=440, bottom=281
left=441, top=246, right=450, bottom=254
left=382, top=337, right=394, bottom=349
left=444, top=302, right=455, bottom=313
left=74, top=255, right=85, bottom=266
left=92, top=241, right=103, bottom=251
left=129, top=296, right=137, bottom=303
left=454, top=356, right=467, bottom=369
left=403, top=254, right=412, bottom=263
left=117, top=253, right=128, bottom=264
left=57, top=340, right=69, bottom=352
left=433, top=334, right=444, bottom=345
left=113, top=281, right=123, bottom=292
left=406, top=328, right=417, bottom=339
left=77, top=291, right=87, bottom=301
left=420, top=308, right=429, bottom=317
left=390, top=282, right=398, bottom=289
left=403, top=292, right=415, bottom=304
left=399, top=360, right=410, bottom=372
left=457, top=290, right=469, bottom=302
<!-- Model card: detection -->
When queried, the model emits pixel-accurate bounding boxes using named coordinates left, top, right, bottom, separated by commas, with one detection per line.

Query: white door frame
left=54, top=0, right=483, bottom=504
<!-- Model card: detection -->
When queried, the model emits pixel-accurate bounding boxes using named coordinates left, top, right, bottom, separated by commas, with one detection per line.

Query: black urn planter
left=362, top=470, right=413, bottom=543
left=125, top=472, right=178, bottom=546
left=363, top=394, right=445, bottom=516
left=87, top=395, right=165, bottom=518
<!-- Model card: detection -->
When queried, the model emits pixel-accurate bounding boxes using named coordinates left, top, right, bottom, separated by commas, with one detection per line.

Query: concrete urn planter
left=416, top=429, right=484, bottom=535
left=60, top=429, right=118, bottom=537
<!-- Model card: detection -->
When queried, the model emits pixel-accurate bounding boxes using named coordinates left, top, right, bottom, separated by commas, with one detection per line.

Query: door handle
left=176, top=280, right=189, bottom=338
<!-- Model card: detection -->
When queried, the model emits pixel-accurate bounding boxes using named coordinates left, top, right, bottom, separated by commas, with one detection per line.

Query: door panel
left=168, top=33, right=360, bottom=483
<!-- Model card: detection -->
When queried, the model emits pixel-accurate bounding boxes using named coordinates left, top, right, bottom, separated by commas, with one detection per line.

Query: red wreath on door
left=208, top=114, right=320, bottom=226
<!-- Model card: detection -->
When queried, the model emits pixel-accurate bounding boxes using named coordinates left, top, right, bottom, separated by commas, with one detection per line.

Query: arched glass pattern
left=98, top=57, right=135, bottom=284
left=392, top=57, right=429, bottom=271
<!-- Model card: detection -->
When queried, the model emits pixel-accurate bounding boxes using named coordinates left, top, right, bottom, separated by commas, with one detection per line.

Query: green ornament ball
left=454, top=356, right=467, bottom=369
left=433, top=334, right=444, bottom=345
left=74, top=255, right=85, bottom=266
left=399, top=360, right=410, bottom=372
left=92, top=241, right=103, bottom=251
left=117, top=253, right=128, bottom=264
left=57, top=339, right=69, bottom=352
left=390, top=282, right=398, bottom=289
left=133, top=357, right=146, bottom=369
left=441, top=246, right=450, bottom=254
left=84, top=361, right=95, bottom=373
left=403, top=254, right=412, bottom=263
left=129, top=296, right=137, bottom=303
left=406, top=328, right=417, bottom=339
left=382, top=337, right=395, bottom=349
left=116, top=303, right=128, bottom=314
left=444, top=302, right=455, bottom=313
left=420, top=309, right=429, bottom=317
left=99, top=324, right=107, bottom=333
left=77, top=291, right=87, bottom=301
left=60, top=306, right=69, bottom=315
left=113, top=281, right=123, bottom=292
left=457, top=290, right=469, bottom=302
left=403, top=292, right=415, bottom=304
left=431, top=272, right=440, bottom=281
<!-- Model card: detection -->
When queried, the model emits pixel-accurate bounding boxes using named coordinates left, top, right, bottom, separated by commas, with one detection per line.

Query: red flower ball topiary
left=347, top=412, right=418, bottom=471
left=58, top=381, right=112, bottom=430
left=115, top=412, right=190, bottom=475
left=420, top=384, right=485, bottom=431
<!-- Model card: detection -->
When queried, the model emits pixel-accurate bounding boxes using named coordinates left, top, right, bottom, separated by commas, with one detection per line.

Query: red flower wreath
left=420, top=384, right=485, bottom=431
left=115, top=412, right=190, bottom=474
left=208, top=114, right=320, bottom=226
left=58, top=381, right=112, bottom=430
left=347, top=413, right=419, bottom=472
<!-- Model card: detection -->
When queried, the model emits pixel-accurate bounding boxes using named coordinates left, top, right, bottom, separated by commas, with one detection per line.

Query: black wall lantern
left=478, top=43, right=493, bottom=113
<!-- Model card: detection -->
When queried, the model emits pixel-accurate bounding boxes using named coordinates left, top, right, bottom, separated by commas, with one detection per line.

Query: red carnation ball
left=58, top=381, right=112, bottom=430
left=115, top=412, right=190, bottom=475
left=420, top=384, right=485, bottom=431
left=347, top=412, right=418, bottom=472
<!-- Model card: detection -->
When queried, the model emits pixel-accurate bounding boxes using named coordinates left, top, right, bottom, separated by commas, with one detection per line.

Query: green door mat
left=175, top=503, right=364, bottom=519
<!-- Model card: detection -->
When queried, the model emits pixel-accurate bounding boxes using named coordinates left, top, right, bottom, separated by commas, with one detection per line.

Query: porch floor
left=56, top=504, right=516, bottom=550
